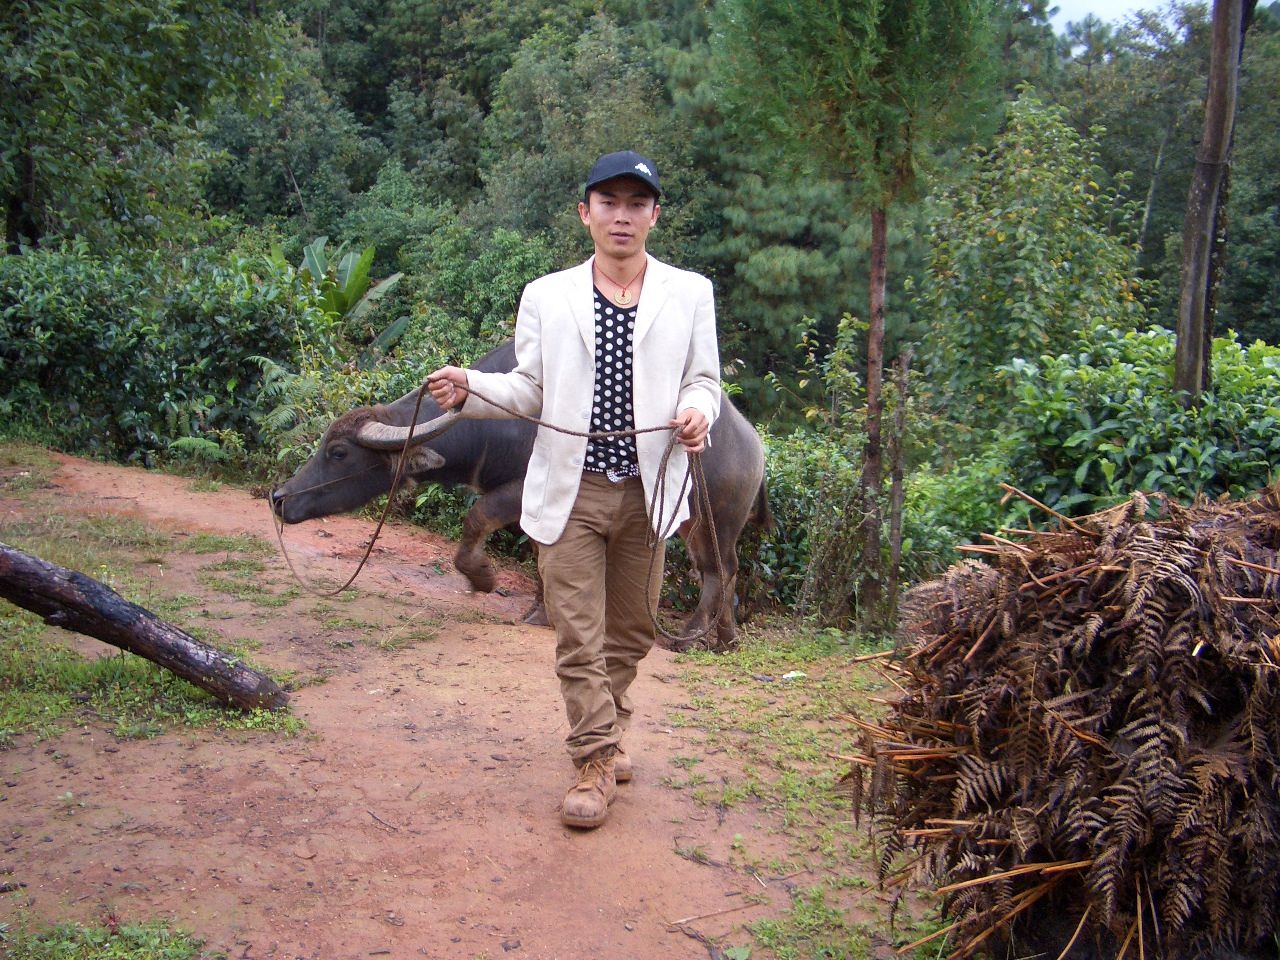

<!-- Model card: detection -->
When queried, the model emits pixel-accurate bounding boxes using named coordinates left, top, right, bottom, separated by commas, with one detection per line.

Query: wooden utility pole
left=858, top=206, right=888, bottom=630
left=1173, top=0, right=1257, bottom=402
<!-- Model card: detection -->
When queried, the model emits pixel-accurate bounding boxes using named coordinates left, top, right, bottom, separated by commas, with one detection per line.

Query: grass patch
left=0, top=607, right=302, bottom=744
left=672, top=625, right=883, bottom=829
left=666, top=623, right=947, bottom=958
left=0, top=442, right=58, bottom=494
left=0, top=918, right=215, bottom=959
left=204, top=555, right=267, bottom=575
left=195, top=571, right=297, bottom=608
left=750, top=886, right=872, bottom=960
left=0, top=515, right=171, bottom=577
left=179, top=532, right=272, bottom=556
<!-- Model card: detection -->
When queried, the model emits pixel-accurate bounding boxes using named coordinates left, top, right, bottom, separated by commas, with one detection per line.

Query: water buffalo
left=269, top=341, right=771, bottom=651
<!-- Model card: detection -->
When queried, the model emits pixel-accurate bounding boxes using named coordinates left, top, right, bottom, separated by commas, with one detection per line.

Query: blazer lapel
left=633, top=254, right=670, bottom=347
left=568, top=259, right=595, bottom=354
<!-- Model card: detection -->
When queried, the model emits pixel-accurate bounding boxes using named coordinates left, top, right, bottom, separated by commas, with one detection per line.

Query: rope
left=272, top=383, right=430, bottom=598
left=441, top=382, right=726, bottom=647
left=272, top=380, right=726, bottom=646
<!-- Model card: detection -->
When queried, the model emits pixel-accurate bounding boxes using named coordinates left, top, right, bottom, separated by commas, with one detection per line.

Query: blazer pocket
left=524, top=449, right=550, bottom=521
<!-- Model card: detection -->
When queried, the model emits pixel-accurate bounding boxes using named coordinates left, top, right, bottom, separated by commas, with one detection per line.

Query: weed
left=180, top=532, right=272, bottom=556
left=661, top=770, right=709, bottom=791
left=0, top=917, right=213, bottom=959
left=675, top=843, right=712, bottom=865
left=718, top=776, right=763, bottom=808
left=751, top=886, right=871, bottom=960
left=205, top=556, right=267, bottom=574
left=197, top=571, right=292, bottom=607
left=320, top=616, right=375, bottom=631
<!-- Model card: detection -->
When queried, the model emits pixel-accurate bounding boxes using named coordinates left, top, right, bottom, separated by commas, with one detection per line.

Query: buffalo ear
left=408, top=447, right=446, bottom=473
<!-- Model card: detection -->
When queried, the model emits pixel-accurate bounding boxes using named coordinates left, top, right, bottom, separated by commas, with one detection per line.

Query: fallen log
left=0, top=540, right=288, bottom=711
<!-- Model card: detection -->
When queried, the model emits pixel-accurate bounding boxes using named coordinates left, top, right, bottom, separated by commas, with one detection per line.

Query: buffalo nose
left=269, top=488, right=285, bottom=513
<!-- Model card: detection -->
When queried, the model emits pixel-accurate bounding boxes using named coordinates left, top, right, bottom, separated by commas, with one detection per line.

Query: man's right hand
left=426, top=366, right=470, bottom=409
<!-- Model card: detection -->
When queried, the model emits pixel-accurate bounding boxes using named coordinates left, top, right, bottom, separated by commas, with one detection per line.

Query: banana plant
left=298, top=236, right=403, bottom=328
left=295, top=236, right=408, bottom=364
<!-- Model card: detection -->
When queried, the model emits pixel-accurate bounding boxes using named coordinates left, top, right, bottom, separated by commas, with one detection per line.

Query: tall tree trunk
left=1174, top=0, right=1254, bottom=402
left=858, top=206, right=887, bottom=629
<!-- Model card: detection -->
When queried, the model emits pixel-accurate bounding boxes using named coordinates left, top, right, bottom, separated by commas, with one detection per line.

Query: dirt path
left=1, top=455, right=805, bottom=960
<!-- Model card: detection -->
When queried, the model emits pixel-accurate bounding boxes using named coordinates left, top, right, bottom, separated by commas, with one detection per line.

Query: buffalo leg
left=522, top=545, right=549, bottom=626
left=453, top=479, right=522, bottom=593
left=679, top=519, right=739, bottom=652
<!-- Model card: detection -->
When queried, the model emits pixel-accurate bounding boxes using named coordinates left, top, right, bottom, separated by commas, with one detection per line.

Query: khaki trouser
left=538, top=472, right=665, bottom=763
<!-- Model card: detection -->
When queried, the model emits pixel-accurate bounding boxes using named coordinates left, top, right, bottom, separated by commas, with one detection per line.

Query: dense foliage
left=1, top=0, right=287, bottom=251
left=1, top=0, right=1279, bottom=623
left=917, top=92, right=1149, bottom=419
left=0, top=244, right=335, bottom=462
left=1004, top=325, right=1280, bottom=509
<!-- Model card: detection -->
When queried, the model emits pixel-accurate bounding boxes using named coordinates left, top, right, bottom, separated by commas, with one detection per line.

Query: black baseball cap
left=583, top=150, right=661, bottom=200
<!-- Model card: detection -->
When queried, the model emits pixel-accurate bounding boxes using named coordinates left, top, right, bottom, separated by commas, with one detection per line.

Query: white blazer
left=459, top=254, right=721, bottom=545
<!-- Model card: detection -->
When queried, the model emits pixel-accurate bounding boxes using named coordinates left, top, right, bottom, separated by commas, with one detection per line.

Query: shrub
left=915, top=91, right=1149, bottom=423
left=737, top=429, right=857, bottom=612
left=1003, top=325, right=1280, bottom=513
left=0, top=242, right=335, bottom=464
left=901, top=444, right=1023, bottom=580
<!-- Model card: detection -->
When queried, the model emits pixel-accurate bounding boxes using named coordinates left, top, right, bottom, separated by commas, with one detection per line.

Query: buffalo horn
left=355, top=409, right=462, bottom=450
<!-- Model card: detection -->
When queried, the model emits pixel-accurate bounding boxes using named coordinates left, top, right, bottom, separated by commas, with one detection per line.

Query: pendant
left=615, top=288, right=632, bottom=306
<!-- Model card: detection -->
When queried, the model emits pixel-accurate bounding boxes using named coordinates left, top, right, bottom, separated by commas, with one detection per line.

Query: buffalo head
left=269, top=405, right=460, bottom=524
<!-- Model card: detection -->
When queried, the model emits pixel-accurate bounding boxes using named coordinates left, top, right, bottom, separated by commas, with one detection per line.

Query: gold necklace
left=595, top=261, right=646, bottom=306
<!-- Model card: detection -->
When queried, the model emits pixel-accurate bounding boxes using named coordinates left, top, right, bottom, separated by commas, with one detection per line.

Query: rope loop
left=273, top=380, right=726, bottom=645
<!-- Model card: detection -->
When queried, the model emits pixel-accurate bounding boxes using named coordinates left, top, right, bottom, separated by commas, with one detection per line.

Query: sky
left=1050, top=0, right=1149, bottom=31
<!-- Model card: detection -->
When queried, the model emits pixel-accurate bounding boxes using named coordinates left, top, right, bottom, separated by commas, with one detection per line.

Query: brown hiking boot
left=560, top=753, right=617, bottom=829
left=613, top=746, right=633, bottom=783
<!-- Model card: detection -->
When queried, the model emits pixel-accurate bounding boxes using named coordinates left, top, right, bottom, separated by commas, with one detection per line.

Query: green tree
left=203, top=35, right=386, bottom=237
left=384, top=78, right=485, bottom=203
left=711, top=0, right=994, bottom=627
left=917, top=92, right=1148, bottom=421
left=1057, top=13, right=1121, bottom=132
left=1220, top=26, right=1280, bottom=343
left=476, top=15, right=708, bottom=267
left=1078, top=4, right=1210, bottom=270
left=1, top=0, right=287, bottom=251
left=991, top=0, right=1061, bottom=92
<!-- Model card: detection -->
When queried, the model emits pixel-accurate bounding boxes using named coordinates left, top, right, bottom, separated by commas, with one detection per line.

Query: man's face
left=578, top=176, right=660, bottom=259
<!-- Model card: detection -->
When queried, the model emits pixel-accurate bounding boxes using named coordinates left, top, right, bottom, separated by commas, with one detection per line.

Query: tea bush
left=0, top=243, right=336, bottom=463
left=1003, top=326, right=1280, bottom=512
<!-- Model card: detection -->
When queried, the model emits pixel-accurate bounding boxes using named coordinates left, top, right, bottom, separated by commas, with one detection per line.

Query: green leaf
left=302, top=237, right=329, bottom=281
left=338, top=246, right=376, bottom=301
left=348, top=272, right=402, bottom=323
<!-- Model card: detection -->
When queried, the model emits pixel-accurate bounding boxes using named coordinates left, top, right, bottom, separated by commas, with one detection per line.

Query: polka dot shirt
left=584, top=287, right=639, bottom=481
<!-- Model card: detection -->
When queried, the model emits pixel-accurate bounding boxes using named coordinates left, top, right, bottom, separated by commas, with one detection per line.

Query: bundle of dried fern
left=849, top=483, right=1280, bottom=959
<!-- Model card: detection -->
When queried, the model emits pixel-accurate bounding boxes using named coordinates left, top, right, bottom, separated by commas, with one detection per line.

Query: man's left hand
left=670, top=408, right=709, bottom=453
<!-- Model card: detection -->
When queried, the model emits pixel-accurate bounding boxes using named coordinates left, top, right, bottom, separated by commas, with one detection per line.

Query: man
left=426, top=150, right=720, bottom=829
